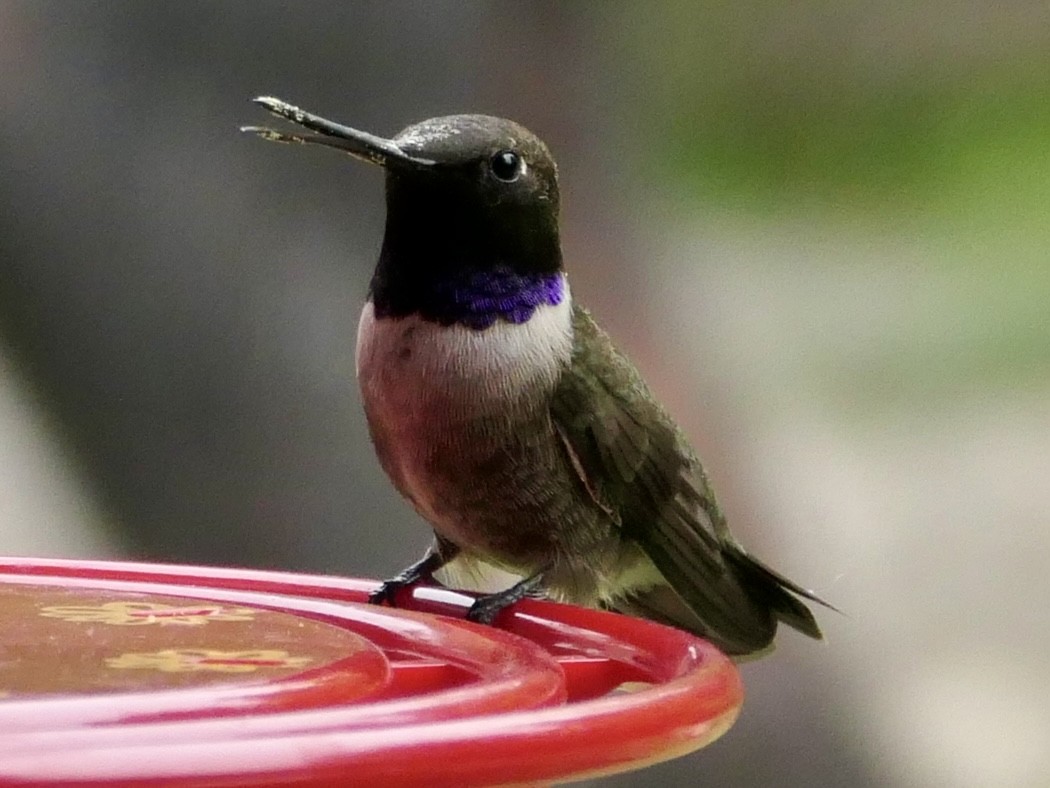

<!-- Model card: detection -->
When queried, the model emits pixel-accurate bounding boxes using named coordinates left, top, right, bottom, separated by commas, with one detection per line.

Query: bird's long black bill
left=241, top=96, right=433, bottom=169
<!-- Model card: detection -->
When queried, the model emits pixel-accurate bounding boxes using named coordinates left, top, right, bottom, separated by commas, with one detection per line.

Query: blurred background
left=2, top=2, right=1048, bottom=785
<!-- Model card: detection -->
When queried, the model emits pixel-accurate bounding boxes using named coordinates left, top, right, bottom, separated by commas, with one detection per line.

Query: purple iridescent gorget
left=374, top=266, right=565, bottom=330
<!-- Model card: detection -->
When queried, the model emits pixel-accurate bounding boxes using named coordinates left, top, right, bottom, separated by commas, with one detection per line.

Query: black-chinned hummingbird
left=243, top=97, right=829, bottom=656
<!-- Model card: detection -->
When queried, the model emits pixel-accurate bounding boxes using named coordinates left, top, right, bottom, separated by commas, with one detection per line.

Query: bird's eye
left=490, top=150, right=523, bottom=182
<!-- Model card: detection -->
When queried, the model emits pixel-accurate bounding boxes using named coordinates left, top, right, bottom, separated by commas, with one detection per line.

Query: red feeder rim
left=0, top=557, right=742, bottom=786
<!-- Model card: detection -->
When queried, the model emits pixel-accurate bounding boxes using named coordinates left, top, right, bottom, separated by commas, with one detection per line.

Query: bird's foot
left=465, top=573, right=545, bottom=625
left=367, top=576, right=414, bottom=607
left=368, top=549, right=450, bottom=607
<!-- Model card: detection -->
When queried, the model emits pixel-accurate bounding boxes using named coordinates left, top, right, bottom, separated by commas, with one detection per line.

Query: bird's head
left=244, top=98, right=562, bottom=280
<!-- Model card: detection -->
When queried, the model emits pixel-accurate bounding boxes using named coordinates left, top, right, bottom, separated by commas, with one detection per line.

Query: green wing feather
left=551, top=304, right=823, bottom=654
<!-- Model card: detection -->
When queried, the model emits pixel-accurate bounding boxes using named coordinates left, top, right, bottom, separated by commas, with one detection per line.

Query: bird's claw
left=368, top=548, right=451, bottom=608
left=465, top=595, right=511, bottom=625
left=368, top=579, right=408, bottom=607
left=465, top=574, right=545, bottom=625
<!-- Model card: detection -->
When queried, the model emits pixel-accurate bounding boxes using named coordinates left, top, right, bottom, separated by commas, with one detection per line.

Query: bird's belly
left=355, top=301, right=587, bottom=564
left=369, top=407, right=564, bottom=562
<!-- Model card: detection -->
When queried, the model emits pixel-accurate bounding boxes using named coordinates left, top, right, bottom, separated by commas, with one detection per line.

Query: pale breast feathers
left=355, top=279, right=574, bottom=410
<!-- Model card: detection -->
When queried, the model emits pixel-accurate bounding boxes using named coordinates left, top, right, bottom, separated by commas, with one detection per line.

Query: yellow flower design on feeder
left=106, top=649, right=312, bottom=673
left=39, top=601, right=257, bottom=626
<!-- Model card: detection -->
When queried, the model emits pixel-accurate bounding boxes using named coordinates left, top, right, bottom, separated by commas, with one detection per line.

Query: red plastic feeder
left=0, top=558, right=742, bottom=786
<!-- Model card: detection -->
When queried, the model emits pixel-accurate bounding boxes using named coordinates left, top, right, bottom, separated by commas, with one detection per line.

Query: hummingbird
left=243, top=97, right=828, bottom=656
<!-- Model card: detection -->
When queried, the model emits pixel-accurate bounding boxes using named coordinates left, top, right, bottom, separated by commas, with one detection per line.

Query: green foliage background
left=607, top=4, right=1050, bottom=406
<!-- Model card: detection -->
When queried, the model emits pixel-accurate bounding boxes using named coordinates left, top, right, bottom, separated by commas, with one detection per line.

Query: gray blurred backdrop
left=2, top=2, right=1048, bottom=786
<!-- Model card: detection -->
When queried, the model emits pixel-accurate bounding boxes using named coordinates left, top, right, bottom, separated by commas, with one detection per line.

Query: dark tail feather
left=724, top=546, right=835, bottom=641
left=612, top=548, right=835, bottom=656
